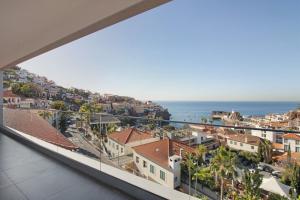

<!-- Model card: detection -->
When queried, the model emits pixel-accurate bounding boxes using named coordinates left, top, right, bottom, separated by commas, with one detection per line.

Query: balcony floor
left=0, top=132, right=134, bottom=200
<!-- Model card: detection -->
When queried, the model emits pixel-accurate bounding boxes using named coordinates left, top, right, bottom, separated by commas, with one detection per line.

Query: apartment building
left=283, top=133, right=300, bottom=152
left=132, top=138, right=195, bottom=188
left=227, top=134, right=261, bottom=153
left=107, top=128, right=159, bottom=158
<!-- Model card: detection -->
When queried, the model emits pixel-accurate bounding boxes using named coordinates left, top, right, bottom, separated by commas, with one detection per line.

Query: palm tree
left=210, top=146, right=237, bottom=200
left=258, top=139, right=273, bottom=163
left=194, top=145, right=207, bottom=193
left=38, top=110, right=52, bottom=120
left=185, top=153, right=196, bottom=197
left=242, top=170, right=263, bottom=200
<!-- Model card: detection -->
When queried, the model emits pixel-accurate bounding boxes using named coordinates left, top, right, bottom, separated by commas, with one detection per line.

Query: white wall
left=251, top=129, right=276, bottom=143
left=227, top=139, right=258, bottom=153
left=283, top=138, right=300, bottom=152
left=6, top=126, right=198, bottom=200
left=133, top=150, right=176, bottom=188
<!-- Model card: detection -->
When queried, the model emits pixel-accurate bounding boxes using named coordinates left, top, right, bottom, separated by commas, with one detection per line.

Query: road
left=65, top=126, right=115, bottom=166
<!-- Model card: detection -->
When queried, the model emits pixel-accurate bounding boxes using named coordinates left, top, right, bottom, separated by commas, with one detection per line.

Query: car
left=257, top=164, right=264, bottom=171
left=263, top=165, right=274, bottom=173
left=272, top=170, right=281, bottom=178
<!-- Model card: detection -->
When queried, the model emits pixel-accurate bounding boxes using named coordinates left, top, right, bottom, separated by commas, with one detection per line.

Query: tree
left=200, top=117, right=208, bottom=124
left=193, top=145, right=207, bottom=194
left=185, top=153, right=196, bottom=196
left=287, top=144, right=292, bottom=166
left=51, top=100, right=67, bottom=111
left=258, top=139, right=272, bottom=163
left=79, top=103, right=102, bottom=113
left=241, top=170, right=263, bottom=200
left=38, top=110, right=52, bottom=120
left=210, top=146, right=237, bottom=200
left=107, top=123, right=117, bottom=134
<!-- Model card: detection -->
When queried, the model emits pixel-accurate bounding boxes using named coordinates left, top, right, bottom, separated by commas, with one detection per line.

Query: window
left=234, top=142, right=237, bottom=145
left=112, top=143, right=115, bottom=148
left=230, top=140, right=233, bottom=144
left=136, top=156, right=139, bottom=163
left=143, top=160, right=147, bottom=168
left=121, top=148, right=123, bottom=153
left=109, top=141, right=111, bottom=146
left=284, top=145, right=289, bottom=151
left=284, top=139, right=288, bottom=144
left=296, top=140, right=300, bottom=145
left=296, top=147, right=300, bottom=152
left=150, top=165, right=155, bottom=174
left=160, top=170, right=166, bottom=181
left=240, top=143, right=243, bottom=147
left=251, top=146, right=254, bottom=149
left=116, top=145, right=119, bottom=150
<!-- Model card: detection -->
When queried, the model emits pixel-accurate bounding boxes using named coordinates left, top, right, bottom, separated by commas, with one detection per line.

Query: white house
left=251, top=126, right=283, bottom=143
left=227, top=134, right=261, bottom=153
left=283, top=133, right=300, bottom=152
left=3, top=90, right=21, bottom=108
left=132, top=138, right=195, bottom=189
left=106, top=128, right=159, bottom=158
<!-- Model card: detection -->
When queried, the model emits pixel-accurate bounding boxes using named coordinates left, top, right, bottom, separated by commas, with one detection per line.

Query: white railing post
left=0, top=70, right=3, bottom=126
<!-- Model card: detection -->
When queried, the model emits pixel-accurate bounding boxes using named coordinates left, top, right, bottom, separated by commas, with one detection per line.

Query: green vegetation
left=38, top=110, right=52, bottom=120
left=281, top=162, right=300, bottom=196
left=241, top=170, right=263, bottom=200
left=257, top=139, right=273, bottom=163
left=12, top=82, right=42, bottom=98
left=79, top=103, right=102, bottom=113
left=51, top=100, right=67, bottom=111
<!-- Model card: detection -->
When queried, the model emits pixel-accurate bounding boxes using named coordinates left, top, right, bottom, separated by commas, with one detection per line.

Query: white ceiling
left=0, top=0, right=170, bottom=69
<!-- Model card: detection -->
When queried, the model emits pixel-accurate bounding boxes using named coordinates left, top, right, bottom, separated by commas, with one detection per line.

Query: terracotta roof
left=4, top=109, right=77, bottom=150
left=108, top=128, right=152, bottom=145
left=272, top=143, right=284, bottom=150
left=273, top=152, right=300, bottom=166
left=282, top=133, right=300, bottom=140
left=132, top=138, right=195, bottom=170
left=3, top=90, right=19, bottom=98
left=228, top=134, right=261, bottom=146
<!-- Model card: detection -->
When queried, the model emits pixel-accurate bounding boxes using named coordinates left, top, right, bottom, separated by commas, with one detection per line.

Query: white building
left=132, top=138, right=195, bottom=188
left=283, top=133, right=300, bottom=152
left=106, top=128, right=159, bottom=158
left=251, top=126, right=283, bottom=143
left=227, top=134, right=261, bottom=153
left=3, top=90, right=21, bottom=108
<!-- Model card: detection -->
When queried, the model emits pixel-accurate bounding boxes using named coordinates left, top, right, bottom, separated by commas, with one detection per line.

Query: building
left=3, top=90, right=21, bottom=108
left=283, top=133, right=300, bottom=152
left=4, top=108, right=76, bottom=150
left=106, top=128, right=159, bottom=158
left=227, top=134, right=261, bottom=153
left=132, top=138, right=195, bottom=188
left=251, top=126, right=283, bottom=143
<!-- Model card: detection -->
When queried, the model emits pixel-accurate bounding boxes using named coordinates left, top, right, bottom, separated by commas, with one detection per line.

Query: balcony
left=0, top=132, right=133, bottom=200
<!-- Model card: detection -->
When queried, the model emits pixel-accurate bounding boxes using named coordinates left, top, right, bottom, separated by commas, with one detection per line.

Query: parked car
left=263, top=165, right=274, bottom=173
left=257, top=164, right=264, bottom=171
left=271, top=170, right=281, bottom=178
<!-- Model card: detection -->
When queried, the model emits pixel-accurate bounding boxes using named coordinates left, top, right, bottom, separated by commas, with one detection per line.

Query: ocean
left=156, top=101, right=300, bottom=123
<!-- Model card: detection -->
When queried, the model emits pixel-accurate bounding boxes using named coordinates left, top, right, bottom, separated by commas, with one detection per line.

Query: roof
left=283, top=133, right=300, bottom=140
left=260, top=176, right=291, bottom=198
left=132, top=138, right=195, bottom=170
left=273, top=152, right=300, bottom=166
left=272, top=143, right=284, bottom=150
left=108, top=128, right=153, bottom=145
left=227, top=134, right=261, bottom=146
left=3, top=90, right=19, bottom=98
left=4, top=108, right=77, bottom=150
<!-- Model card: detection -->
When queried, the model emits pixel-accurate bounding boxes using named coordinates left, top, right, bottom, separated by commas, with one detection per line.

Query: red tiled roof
left=228, top=134, right=261, bottom=146
left=282, top=133, right=300, bottom=140
left=272, top=143, right=284, bottom=150
left=3, top=90, right=19, bottom=98
left=132, top=138, right=195, bottom=170
left=4, top=109, right=77, bottom=150
left=108, top=128, right=152, bottom=145
left=273, top=152, right=300, bottom=166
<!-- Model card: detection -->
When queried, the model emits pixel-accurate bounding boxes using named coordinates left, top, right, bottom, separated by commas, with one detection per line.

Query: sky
left=20, top=0, right=300, bottom=101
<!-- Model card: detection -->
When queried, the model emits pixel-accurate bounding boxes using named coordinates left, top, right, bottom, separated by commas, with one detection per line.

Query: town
left=3, top=66, right=300, bottom=200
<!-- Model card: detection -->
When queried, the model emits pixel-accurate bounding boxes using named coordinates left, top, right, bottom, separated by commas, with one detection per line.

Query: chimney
left=245, top=135, right=248, bottom=143
left=179, top=148, right=184, bottom=158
